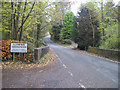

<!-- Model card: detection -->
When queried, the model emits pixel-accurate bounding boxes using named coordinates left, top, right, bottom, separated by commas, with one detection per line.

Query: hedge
left=0, top=40, right=33, bottom=63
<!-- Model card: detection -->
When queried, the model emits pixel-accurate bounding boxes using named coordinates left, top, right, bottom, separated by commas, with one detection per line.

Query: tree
left=75, top=2, right=100, bottom=50
left=50, top=23, right=62, bottom=41
left=71, top=18, right=78, bottom=43
left=33, top=2, right=49, bottom=47
left=2, top=1, right=51, bottom=47
left=60, top=11, right=75, bottom=41
left=2, top=1, right=35, bottom=41
left=49, top=2, right=71, bottom=41
left=97, top=1, right=119, bottom=49
left=99, top=24, right=119, bottom=49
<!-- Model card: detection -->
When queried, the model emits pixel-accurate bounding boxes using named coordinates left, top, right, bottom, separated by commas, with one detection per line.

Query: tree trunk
left=19, top=1, right=35, bottom=41
left=16, top=2, right=21, bottom=40
left=13, top=8, right=16, bottom=40
left=101, top=1, right=105, bottom=36
left=36, top=24, right=40, bottom=47
left=88, top=9, right=95, bottom=47
left=11, top=1, right=14, bottom=40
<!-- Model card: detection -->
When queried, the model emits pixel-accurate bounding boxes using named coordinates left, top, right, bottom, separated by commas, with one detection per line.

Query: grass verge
left=53, top=41, right=72, bottom=47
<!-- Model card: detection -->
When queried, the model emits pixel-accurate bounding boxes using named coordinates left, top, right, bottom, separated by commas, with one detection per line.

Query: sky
left=70, top=0, right=120, bottom=16
left=70, top=0, right=88, bottom=16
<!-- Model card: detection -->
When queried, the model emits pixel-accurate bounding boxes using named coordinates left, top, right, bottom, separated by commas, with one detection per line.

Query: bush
left=1, top=40, right=33, bottom=63
left=99, top=24, right=119, bottom=50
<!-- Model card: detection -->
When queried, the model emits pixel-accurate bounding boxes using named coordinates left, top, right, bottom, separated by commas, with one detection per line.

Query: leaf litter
left=2, top=49, right=56, bottom=69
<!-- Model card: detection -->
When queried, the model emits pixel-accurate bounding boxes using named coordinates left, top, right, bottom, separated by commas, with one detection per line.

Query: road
left=2, top=36, right=119, bottom=88
left=44, top=36, right=119, bottom=88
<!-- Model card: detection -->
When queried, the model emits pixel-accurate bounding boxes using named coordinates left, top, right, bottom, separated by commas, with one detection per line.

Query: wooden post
left=13, top=53, right=15, bottom=61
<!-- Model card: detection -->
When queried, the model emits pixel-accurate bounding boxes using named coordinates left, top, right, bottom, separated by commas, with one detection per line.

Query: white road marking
left=47, top=40, right=117, bottom=88
left=39, top=70, right=44, bottom=72
left=96, top=68, right=117, bottom=83
left=63, top=64, right=67, bottom=68
left=68, top=71, right=73, bottom=77
left=58, top=57, right=63, bottom=63
left=112, top=79, right=116, bottom=83
left=49, top=44, right=86, bottom=88
left=56, top=54, right=62, bottom=63
left=50, top=48, right=74, bottom=78
left=50, top=48, right=63, bottom=64
left=79, top=83, right=86, bottom=88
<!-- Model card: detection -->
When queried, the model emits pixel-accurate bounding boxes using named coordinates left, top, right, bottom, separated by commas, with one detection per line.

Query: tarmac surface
left=2, top=36, right=119, bottom=88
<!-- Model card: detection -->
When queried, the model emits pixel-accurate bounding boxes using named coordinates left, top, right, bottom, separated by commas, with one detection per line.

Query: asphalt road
left=2, top=36, right=119, bottom=88
left=44, top=36, right=119, bottom=88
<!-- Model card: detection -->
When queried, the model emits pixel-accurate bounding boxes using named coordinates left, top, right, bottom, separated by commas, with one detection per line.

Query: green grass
left=55, top=41, right=71, bottom=47
left=59, top=43, right=71, bottom=46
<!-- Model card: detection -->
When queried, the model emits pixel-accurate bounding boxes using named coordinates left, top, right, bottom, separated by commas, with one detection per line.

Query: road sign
left=10, top=43, right=27, bottom=53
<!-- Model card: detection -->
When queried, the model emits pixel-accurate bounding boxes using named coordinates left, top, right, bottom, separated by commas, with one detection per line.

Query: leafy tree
left=50, top=23, right=62, bottom=41
left=75, top=2, right=101, bottom=50
left=99, top=24, right=119, bottom=49
left=97, top=1, right=119, bottom=49
left=60, top=11, right=75, bottom=41
left=2, top=1, right=35, bottom=41
left=49, top=2, right=71, bottom=41
left=71, top=17, right=77, bottom=42
left=2, top=1, right=51, bottom=47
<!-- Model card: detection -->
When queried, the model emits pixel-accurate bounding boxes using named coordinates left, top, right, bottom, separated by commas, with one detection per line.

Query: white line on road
left=39, top=70, right=44, bottom=72
left=95, top=67, right=117, bottom=84
left=79, top=82, right=86, bottom=88
left=111, top=79, right=116, bottom=83
left=51, top=48, right=74, bottom=78
left=68, top=71, right=73, bottom=77
left=57, top=57, right=63, bottom=63
left=50, top=46, right=86, bottom=88
left=63, top=64, right=67, bottom=68
left=50, top=48, right=63, bottom=64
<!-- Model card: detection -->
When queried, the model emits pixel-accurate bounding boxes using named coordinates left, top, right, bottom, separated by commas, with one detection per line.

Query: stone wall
left=34, top=46, right=49, bottom=61
left=88, top=46, right=120, bottom=61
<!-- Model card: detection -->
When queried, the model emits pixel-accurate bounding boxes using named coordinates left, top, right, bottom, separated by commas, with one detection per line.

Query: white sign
left=10, top=43, right=27, bottom=53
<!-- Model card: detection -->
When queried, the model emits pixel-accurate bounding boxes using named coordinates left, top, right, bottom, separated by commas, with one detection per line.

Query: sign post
left=13, top=53, right=15, bottom=61
left=10, top=43, right=27, bottom=61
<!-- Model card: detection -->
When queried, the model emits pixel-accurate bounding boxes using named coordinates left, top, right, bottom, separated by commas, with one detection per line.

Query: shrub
left=1, top=40, right=33, bottom=63
left=61, top=39, right=71, bottom=44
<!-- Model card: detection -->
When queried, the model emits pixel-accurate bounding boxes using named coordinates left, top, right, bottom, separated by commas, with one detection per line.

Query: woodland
left=1, top=1, right=119, bottom=50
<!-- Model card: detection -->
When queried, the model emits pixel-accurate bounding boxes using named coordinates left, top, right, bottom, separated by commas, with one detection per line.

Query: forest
left=1, top=1, right=119, bottom=50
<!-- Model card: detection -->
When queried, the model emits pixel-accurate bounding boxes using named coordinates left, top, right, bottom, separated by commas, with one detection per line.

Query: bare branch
left=18, top=2, right=35, bottom=31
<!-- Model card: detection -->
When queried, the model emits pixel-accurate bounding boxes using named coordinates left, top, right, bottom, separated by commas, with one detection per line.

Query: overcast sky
left=70, top=0, right=120, bottom=16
